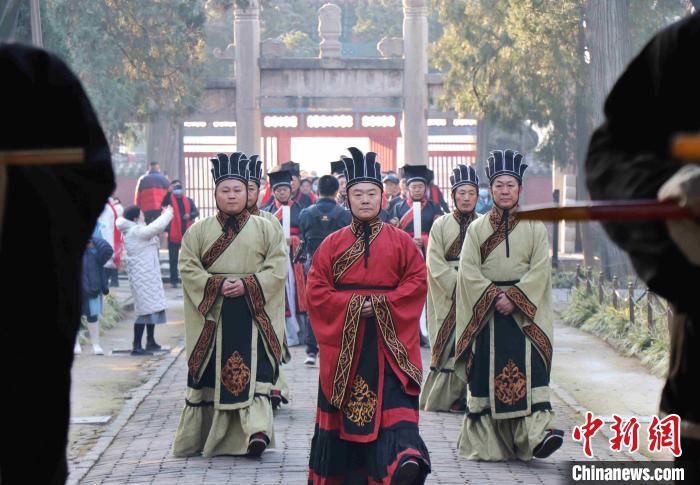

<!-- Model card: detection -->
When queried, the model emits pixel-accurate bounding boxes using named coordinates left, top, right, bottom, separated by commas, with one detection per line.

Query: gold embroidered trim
left=332, top=220, right=383, bottom=282
left=446, top=211, right=475, bottom=261
left=221, top=351, right=251, bottom=397
left=242, top=274, right=282, bottom=364
left=430, top=291, right=456, bottom=368
left=480, top=208, right=518, bottom=263
left=201, top=211, right=250, bottom=269
left=523, top=324, right=553, bottom=370
left=330, top=294, right=364, bottom=408
left=198, top=276, right=225, bottom=317
left=187, top=320, right=216, bottom=381
left=343, top=375, right=378, bottom=426
left=371, top=294, right=423, bottom=386
left=505, top=285, right=537, bottom=320
left=494, top=359, right=526, bottom=406
left=456, top=283, right=501, bottom=358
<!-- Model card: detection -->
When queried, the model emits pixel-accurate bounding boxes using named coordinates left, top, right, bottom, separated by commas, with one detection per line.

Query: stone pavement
left=71, top=346, right=635, bottom=485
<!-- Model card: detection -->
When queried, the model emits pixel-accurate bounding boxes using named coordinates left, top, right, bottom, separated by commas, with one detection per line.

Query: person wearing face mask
left=116, top=204, right=174, bottom=355
left=476, top=182, right=493, bottom=214
left=172, top=152, right=287, bottom=458
left=454, top=149, right=562, bottom=461
left=161, top=180, right=199, bottom=288
left=420, top=165, right=480, bottom=414
left=306, top=147, right=431, bottom=485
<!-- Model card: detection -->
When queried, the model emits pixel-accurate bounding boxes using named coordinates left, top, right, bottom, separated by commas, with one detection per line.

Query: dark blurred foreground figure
left=586, top=13, right=700, bottom=479
left=0, top=44, right=114, bottom=484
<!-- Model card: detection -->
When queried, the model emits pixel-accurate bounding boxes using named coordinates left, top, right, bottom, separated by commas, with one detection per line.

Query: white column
left=402, top=0, right=428, bottom=165
left=234, top=0, right=261, bottom=154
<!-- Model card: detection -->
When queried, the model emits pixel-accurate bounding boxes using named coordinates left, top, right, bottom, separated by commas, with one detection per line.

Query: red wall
left=114, top=176, right=139, bottom=207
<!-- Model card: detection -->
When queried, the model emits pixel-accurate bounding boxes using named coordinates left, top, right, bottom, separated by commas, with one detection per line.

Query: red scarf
left=109, top=201, right=122, bottom=269
left=169, top=194, right=192, bottom=244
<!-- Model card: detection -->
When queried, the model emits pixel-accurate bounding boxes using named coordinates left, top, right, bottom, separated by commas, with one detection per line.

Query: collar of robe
left=350, top=215, right=382, bottom=268
left=248, top=204, right=260, bottom=216
left=452, top=208, right=476, bottom=246
left=217, top=209, right=249, bottom=234
left=489, top=205, right=519, bottom=258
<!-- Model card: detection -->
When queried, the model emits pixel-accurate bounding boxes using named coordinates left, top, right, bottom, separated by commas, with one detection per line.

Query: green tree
left=434, top=0, right=689, bottom=169
left=281, top=30, right=317, bottom=56
left=433, top=0, right=689, bottom=271
left=10, top=0, right=208, bottom=146
left=353, top=0, right=443, bottom=44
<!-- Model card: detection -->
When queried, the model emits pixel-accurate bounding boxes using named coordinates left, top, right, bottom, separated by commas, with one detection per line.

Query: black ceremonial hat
left=268, top=169, right=293, bottom=189
left=401, top=165, right=429, bottom=185
left=342, top=147, right=382, bottom=190
left=330, top=160, right=346, bottom=178
left=450, top=164, right=479, bottom=191
left=247, top=155, right=263, bottom=186
left=280, top=160, right=300, bottom=177
left=485, top=149, right=527, bottom=184
left=210, top=152, right=249, bottom=185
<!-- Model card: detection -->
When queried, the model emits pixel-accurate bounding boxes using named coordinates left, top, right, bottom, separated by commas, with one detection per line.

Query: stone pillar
left=318, top=3, right=342, bottom=59
left=234, top=0, right=261, bottom=155
left=402, top=0, right=428, bottom=165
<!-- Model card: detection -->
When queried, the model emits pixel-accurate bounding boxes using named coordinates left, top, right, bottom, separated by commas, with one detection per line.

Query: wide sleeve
left=241, top=222, right=288, bottom=365
left=504, top=222, right=551, bottom=324
left=179, top=223, right=225, bottom=323
left=306, top=237, right=365, bottom=408
left=454, top=224, right=501, bottom=377
left=585, top=21, right=700, bottom=311
left=426, top=219, right=456, bottom=296
left=369, top=232, right=427, bottom=394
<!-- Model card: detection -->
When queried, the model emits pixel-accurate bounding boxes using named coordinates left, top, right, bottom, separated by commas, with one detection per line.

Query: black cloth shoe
left=271, top=390, right=282, bottom=410
left=131, top=346, right=153, bottom=356
left=146, top=340, right=162, bottom=351
left=393, top=458, right=420, bottom=485
left=247, top=432, right=269, bottom=458
left=533, top=429, right=564, bottom=459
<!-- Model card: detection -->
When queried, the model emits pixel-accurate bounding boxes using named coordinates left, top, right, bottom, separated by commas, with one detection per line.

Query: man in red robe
left=306, top=147, right=431, bottom=485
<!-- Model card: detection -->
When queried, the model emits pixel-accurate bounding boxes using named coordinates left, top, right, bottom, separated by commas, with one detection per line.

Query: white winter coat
left=116, top=207, right=173, bottom=316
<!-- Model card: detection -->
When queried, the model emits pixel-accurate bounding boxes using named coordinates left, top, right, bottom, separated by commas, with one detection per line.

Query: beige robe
left=172, top=210, right=287, bottom=457
left=420, top=210, right=475, bottom=411
left=455, top=208, right=555, bottom=461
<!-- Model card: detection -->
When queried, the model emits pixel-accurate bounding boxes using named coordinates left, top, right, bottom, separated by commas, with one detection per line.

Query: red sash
left=398, top=198, right=427, bottom=231
left=169, top=194, right=192, bottom=244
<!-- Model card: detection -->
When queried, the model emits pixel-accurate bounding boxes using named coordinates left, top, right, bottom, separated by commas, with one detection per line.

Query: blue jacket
left=82, top=237, right=114, bottom=298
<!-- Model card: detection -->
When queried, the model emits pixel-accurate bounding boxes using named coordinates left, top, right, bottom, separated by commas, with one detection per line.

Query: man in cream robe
left=421, top=165, right=479, bottom=413
left=172, top=153, right=287, bottom=458
left=454, top=150, right=563, bottom=461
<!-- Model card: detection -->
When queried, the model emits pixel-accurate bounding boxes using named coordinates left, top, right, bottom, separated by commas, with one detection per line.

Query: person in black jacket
left=77, top=236, right=114, bottom=355
left=299, top=175, right=351, bottom=365
left=585, top=12, right=700, bottom=478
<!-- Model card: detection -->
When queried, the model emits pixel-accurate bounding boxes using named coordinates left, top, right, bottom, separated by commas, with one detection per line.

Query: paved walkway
left=70, top=342, right=632, bottom=485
